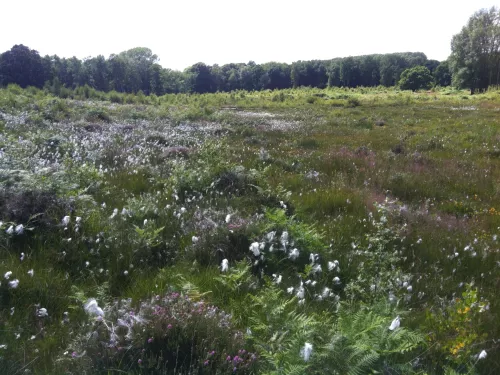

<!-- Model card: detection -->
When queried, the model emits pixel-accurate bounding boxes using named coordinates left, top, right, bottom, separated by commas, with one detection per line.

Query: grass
left=0, top=84, right=499, bottom=374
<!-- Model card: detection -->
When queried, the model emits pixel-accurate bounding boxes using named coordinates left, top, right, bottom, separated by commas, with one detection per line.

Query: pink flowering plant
left=57, top=291, right=258, bottom=374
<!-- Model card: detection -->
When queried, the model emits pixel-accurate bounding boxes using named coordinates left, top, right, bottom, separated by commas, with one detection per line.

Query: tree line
left=0, top=7, right=498, bottom=95
left=0, top=46, right=449, bottom=95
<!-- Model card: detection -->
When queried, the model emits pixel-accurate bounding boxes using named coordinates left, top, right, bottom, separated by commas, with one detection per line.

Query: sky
left=1, top=0, right=497, bottom=70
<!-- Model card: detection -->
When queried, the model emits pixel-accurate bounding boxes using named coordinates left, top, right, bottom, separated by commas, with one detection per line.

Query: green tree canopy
left=450, top=7, right=500, bottom=93
left=0, top=44, right=45, bottom=88
left=398, top=66, right=434, bottom=91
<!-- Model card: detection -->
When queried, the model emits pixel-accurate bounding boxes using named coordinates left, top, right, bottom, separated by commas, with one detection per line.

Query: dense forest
left=0, top=45, right=449, bottom=95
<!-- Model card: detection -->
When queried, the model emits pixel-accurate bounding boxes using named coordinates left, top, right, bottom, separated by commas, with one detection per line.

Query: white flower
left=333, top=276, right=341, bottom=284
left=143, top=219, right=148, bottom=226
left=75, top=216, right=82, bottom=223
left=221, top=259, right=229, bottom=272
left=407, top=285, right=413, bottom=292
left=478, top=350, right=487, bottom=360
left=273, top=274, right=282, bottom=284
left=296, top=283, right=305, bottom=299
left=328, top=260, right=339, bottom=271
left=322, top=287, right=331, bottom=298
left=312, top=264, right=322, bottom=274
left=266, top=231, right=276, bottom=242
left=0, top=345, right=7, bottom=349
left=62, top=216, right=70, bottom=226
left=300, top=342, right=313, bottom=362
left=84, top=298, right=104, bottom=317
left=192, top=236, right=199, bottom=244
left=287, top=287, right=294, bottom=294
left=289, top=248, right=300, bottom=260
left=8, top=279, right=19, bottom=288
left=225, top=214, right=231, bottom=223
left=389, top=316, right=400, bottom=331
left=15, top=224, right=24, bottom=235
left=123, top=270, right=129, bottom=276
left=20, top=252, right=25, bottom=261
left=4, top=271, right=12, bottom=280
left=6, top=225, right=13, bottom=235
left=110, top=209, right=118, bottom=219
left=180, top=207, right=186, bottom=213
left=27, top=269, right=34, bottom=277
left=280, top=231, right=289, bottom=249
left=249, top=242, right=260, bottom=256
left=36, top=308, right=48, bottom=317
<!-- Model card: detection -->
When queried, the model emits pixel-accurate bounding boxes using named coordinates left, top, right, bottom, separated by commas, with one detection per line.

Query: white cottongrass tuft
left=312, top=264, right=322, bottom=274
left=62, top=216, right=70, bottom=226
left=300, top=342, right=313, bottom=362
left=266, top=231, right=276, bottom=242
left=280, top=231, right=289, bottom=250
left=330, top=260, right=340, bottom=271
left=389, top=316, right=400, bottom=331
left=221, top=259, right=229, bottom=272
left=333, top=276, right=341, bottom=284
left=84, top=298, right=104, bottom=317
left=296, top=283, right=305, bottom=299
left=4, top=271, right=12, bottom=280
left=75, top=216, right=82, bottom=223
left=249, top=242, right=260, bottom=256
left=20, top=253, right=25, bottom=261
left=478, top=350, right=487, bottom=360
left=6, top=225, right=13, bottom=235
left=289, top=248, right=300, bottom=260
left=225, top=214, right=231, bottom=223
left=27, top=269, right=34, bottom=277
left=36, top=308, right=48, bottom=317
left=8, top=279, right=19, bottom=289
left=192, top=236, right=199, bottom=244
left=15, top=224, right=24, bottom=235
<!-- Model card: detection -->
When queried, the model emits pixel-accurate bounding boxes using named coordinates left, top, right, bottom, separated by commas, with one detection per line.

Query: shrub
left=58, top=292, right=259, bottom=374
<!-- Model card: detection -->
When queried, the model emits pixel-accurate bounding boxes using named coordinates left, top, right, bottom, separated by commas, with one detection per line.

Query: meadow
left=0, top=84, right=499, bottom=374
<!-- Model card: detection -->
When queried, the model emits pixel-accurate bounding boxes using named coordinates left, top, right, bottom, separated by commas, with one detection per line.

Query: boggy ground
left=0, top=84, right=499, bottom=374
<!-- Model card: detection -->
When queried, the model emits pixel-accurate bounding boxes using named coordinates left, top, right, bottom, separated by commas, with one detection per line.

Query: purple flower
left=138, top=359, right=142, bottom=364
left=204, top=360, right=209, bottom=366
left=167, top=324, right=172, bottom=329
left=226, top=355, right=232, bottom=361
left=148, top=338, right=153, bottom=344
left=72, top=352, right=77, bottom=358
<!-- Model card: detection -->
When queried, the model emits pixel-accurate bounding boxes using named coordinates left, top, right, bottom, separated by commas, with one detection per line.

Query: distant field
left=1, top=85, right=499, bottom=374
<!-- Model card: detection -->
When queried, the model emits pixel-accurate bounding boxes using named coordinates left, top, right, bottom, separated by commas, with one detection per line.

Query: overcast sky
left=1, top=0, right=496, bottom=70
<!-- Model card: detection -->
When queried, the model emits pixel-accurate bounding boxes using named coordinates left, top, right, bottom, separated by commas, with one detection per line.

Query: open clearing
left=1, top=86, right=499, bottom=374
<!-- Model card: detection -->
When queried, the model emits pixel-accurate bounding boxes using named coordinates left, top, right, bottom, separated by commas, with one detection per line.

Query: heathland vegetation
left=0, top=6, right=499, bottom=375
